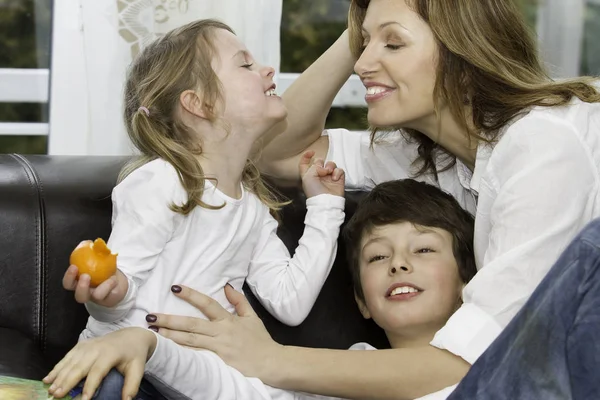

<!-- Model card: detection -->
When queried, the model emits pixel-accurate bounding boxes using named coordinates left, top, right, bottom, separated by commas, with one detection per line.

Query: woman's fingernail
left=49, top=384, right=56, bottom=391
left=148, top=325, right=159, bottom=332
left=171, top=285, right=182, bottom=293
left=82, top=394, right=89, bottom=400
left=146, top=314, right=157, bottom=323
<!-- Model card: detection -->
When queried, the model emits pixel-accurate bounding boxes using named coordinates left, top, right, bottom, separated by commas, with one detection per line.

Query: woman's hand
left=148, top=285, right=283, bottom=379
left=43, top=327, right=156, bottom=400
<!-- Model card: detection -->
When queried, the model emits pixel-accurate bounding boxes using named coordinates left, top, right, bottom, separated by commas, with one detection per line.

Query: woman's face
left=355, top=0, right=439, bottom=131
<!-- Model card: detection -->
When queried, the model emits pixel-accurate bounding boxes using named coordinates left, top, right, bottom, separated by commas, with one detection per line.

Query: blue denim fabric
left=82, top=368, right=168, bottom=400
left=448, top=218, right=600, bottom=400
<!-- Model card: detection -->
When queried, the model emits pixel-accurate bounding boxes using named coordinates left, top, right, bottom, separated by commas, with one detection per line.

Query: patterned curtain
left=65, top=0, right=282, bottom=155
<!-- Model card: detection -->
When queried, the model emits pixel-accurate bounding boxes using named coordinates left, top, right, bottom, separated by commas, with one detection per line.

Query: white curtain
left=49, top=0, right=282, bottom=156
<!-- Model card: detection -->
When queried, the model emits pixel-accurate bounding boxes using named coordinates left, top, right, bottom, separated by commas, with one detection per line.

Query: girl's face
left=210, top=29, right=287, bottom=141
left=355, top=0, right=439, bottom=132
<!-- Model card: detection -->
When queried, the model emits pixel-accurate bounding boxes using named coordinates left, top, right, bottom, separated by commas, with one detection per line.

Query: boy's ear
left=354, top=293, right=371, bottom=320
left=180, top=89, right=207, bottom=119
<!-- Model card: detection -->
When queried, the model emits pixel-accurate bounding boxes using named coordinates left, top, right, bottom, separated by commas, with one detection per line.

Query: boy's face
left=357, top=221, right=464, bottom=343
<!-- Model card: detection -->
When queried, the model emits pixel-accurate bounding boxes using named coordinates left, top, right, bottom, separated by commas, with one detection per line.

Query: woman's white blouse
left=325, top=96, right=600, bottom=364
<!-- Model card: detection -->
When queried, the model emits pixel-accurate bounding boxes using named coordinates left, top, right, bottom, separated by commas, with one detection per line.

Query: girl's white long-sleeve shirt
left=80, top=158, right=345, bottom=339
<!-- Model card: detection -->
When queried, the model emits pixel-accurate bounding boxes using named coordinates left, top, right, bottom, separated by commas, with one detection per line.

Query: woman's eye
left=416, top=248, right=434, bottom=254
left=385, top=44, right=403, bottom=50
left=368, top=255, right=387, bottom=263
left=242, top=63, right=254, bottom=69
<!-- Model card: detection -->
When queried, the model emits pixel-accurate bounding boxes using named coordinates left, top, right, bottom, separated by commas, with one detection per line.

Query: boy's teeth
left=390, top=286, right=418, bottom=296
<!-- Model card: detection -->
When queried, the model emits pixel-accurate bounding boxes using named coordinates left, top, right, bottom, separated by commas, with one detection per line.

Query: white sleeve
left=246, top=194, right=345, bottom=326
left=324, top=128, right=369, bottom=190
left=145, top=335, right=277, bottom=400
left=85, top=163, right=185, bottom=322
left=431, top=115, right=598, bottom=364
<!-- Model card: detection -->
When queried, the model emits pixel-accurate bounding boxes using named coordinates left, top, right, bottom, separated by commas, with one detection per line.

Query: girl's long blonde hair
left=349, top=0, right=600, bottom=177
left=121, top=19, right=287, bottom=215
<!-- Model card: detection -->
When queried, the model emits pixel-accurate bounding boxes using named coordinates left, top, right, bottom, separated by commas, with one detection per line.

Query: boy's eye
left=368, top=255, right=387, bottom=263
left=416, top=248, right=434, bottom=254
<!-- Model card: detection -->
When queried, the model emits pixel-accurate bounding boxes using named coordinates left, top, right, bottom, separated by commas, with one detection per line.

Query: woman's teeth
left=265, top=89, right=277, bottom=96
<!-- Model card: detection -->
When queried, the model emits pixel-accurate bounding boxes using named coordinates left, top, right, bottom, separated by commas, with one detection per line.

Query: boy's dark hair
left=343, top=179, right=477, bottom=302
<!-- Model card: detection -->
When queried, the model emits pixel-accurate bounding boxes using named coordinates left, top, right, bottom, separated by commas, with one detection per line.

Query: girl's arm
left=258, top=30, right=356, bottom=183
left=246, top=155, right=346, bottom=325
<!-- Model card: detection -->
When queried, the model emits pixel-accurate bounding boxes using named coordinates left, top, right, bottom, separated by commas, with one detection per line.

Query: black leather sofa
left=0, top=154, right=388, bottom=381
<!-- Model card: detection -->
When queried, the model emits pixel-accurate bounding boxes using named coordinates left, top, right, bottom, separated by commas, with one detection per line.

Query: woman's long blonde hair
left=121, top=19, right=287, bottom=215
left=349, top=0, right=600, bottom=177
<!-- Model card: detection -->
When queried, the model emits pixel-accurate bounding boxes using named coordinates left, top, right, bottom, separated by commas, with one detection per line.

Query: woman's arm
left=258, top=30, right=356, bottom=183
left=152, top=286, right=469, bottom=400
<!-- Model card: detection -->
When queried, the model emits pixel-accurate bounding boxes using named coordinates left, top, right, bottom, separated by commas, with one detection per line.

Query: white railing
left=0, top=68, right=50, bottom=136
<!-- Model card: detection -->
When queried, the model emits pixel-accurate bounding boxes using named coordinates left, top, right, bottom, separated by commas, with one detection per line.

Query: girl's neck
left=199, top=140, right=254, bottom=200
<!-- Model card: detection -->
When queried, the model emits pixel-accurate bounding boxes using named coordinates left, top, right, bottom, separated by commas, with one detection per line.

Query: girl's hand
left=299, top=150, right=345, bottom=198
left=43, top=327, right=156, bottom=400
left=148, top=285, right=283, bottom=379
left=62, top=264, right=128, bottom=307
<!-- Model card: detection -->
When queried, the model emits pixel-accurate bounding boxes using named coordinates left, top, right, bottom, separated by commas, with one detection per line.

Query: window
left=280, top=0, right=366, bottom=131
left=0, top=0, right=52, bottom=154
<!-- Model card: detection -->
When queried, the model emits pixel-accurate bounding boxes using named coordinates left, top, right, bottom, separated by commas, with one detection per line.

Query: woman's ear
left=180, top=89, right=207, bottom=119
left=354, top=294, right=371, bottom=320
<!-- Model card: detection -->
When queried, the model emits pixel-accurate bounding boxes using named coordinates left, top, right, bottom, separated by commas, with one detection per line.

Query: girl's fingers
left=62, top=265, right=79, bottom=291
left=324, top=161, right=337, bottom=172
left=90, top=276, right=118, bottom=302
left=332, top=168, right=345, bottom=181
left=298, top=151, right=315, bottom=176
left=122, top=360, right=146, bottom=400
left=74, top=274, right=92, bottom=304
left=49, top=354, right=87, bottom=397
left=313, top=157, right=325, bottom=168
left=79, top=361, right=113, bottom=400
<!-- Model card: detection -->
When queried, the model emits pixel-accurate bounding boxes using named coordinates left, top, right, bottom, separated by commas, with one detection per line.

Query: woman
left=47, top=0, right=600, bottom=399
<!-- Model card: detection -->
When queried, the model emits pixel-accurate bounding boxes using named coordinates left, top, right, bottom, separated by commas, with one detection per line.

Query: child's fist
left=299, top=151, right=345, bottom=198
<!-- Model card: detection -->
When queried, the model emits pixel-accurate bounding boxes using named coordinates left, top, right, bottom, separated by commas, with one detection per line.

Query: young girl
left=58, top=19, right=346, bottom=399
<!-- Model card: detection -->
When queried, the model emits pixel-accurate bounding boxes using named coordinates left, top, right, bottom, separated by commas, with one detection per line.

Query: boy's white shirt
left=81, top=157, right=345, bottom=335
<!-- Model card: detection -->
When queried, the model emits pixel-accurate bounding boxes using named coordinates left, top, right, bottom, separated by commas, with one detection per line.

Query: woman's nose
left=354, top=44, right=377, bottom=77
